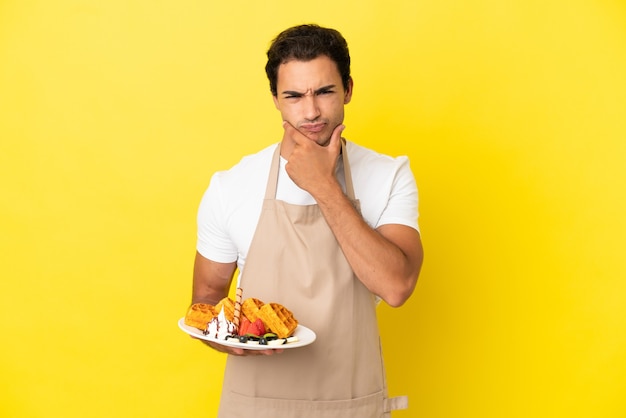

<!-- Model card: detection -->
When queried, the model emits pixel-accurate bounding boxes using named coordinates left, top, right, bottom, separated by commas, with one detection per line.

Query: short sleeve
left=376, top=157, right=420, bottom=232
left=196, top=172, right=238, bottom=263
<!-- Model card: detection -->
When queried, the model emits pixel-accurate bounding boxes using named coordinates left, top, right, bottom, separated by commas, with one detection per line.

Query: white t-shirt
left=197, top=141, right=419, bottom=273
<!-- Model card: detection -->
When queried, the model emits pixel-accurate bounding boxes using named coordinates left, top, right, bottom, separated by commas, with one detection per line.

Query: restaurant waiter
left=190, top=24, right=424, bottom=417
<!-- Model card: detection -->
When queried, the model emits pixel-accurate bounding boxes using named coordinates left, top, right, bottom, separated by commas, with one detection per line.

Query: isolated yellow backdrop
left=1, top=1, right=625, bottom=417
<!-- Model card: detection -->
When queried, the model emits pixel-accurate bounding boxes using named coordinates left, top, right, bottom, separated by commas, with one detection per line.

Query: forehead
left=276, top=55, right=342, bottom=91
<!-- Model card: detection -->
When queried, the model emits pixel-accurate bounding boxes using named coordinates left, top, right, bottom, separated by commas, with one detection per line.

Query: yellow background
left=1, top=1, right=625, bottom=417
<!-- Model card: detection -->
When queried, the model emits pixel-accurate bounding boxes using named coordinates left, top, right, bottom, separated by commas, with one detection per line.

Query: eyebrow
left=280, top=84, right=337, bottom=97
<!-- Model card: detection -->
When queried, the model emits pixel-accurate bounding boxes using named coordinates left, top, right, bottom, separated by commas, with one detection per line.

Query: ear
left=344, top=77, right=354, bottom=104
left=272, top=94, right=280, bottom=109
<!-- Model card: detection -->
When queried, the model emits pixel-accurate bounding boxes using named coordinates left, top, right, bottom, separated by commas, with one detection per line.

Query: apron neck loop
left=265, top=140, right=356, bottom=200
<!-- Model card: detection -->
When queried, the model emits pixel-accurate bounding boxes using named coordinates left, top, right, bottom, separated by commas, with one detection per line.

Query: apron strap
left=265, top=144, right=281, bottom=199
left=384, top=395, right=408, bottom=412
left=265, top=139, right=356, bottom=200
left=340, top=139, right=356, bottom=201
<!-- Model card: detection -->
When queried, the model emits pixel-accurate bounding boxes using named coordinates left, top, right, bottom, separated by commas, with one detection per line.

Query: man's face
left=273, top=55, right=353, bottom=146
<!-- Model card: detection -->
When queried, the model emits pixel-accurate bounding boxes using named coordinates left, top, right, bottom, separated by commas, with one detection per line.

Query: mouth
left=299, top=123, right=326, bottom=134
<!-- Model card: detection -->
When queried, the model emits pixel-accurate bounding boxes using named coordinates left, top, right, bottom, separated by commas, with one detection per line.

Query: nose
left=302, top=95, right=321, bottom=121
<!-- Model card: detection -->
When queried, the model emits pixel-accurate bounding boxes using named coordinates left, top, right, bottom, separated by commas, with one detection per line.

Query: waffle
left=184, top=303, right=218, bottom=330
left=241, top=297, right=264, bottom=323
left=215, top=297, right=236, bottom=322
left=258, top=302, right=298, bottom=339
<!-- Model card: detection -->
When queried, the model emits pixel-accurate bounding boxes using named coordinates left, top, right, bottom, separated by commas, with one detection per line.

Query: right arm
left=192, top=251, right=236, bottom=306
left=191, top=251, right=281, bottom=356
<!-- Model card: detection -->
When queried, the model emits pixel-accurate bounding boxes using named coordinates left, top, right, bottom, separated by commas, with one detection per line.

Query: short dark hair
left=265, top=24, right=351, bottom=96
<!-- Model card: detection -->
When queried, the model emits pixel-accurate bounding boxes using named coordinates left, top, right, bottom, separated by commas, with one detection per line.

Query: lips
left=299, top=123, right=326, bottom=133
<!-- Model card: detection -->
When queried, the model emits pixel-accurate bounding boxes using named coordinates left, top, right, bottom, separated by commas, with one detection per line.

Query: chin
left=310, top=137, right=331, bottom=147
left=314, top=133, right=333, bottom=146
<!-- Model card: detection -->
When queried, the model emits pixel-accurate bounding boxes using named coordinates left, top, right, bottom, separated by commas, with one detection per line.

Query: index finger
left=282, top=120, right=308, bottom=145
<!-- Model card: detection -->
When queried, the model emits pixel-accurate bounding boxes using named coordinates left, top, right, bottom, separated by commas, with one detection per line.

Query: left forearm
left=314, top=182, right=422, bottom=307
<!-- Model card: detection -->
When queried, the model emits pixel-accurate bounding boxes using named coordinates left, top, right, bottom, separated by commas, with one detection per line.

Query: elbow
left=384, top=236, right=423, bottom=307
left=382, top=273, right=419, bottom=308
left=382, top=255, right=423, bottom=307
left=385, top=295, right=409, bottom=308
left=375, top=239, right=424, bottom=307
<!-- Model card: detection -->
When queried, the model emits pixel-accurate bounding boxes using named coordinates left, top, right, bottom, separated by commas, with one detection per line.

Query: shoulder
left=200, top=143, right=277, bottom=213
left=344, top=140, right=418, bottom=230
left=345, top=141, right=413, bottom=180
left=211, top=143, right=277, bottom=188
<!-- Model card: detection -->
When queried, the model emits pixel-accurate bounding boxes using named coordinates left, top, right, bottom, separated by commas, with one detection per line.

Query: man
left=191, top=24, right=423, bottom=417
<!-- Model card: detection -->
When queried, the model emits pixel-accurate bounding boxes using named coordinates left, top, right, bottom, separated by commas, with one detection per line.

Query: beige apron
left=218, top=142, right=408, bottom=417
